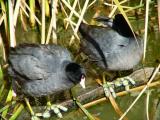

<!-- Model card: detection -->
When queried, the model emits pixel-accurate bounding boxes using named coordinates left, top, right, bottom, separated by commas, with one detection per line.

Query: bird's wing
left=88, top=27, right=130, bottom=53
left=9, top=54, right=50, bottom=81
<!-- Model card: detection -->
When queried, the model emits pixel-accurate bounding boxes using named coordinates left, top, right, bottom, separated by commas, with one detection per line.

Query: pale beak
left=80, top=75, right=85, bottom=89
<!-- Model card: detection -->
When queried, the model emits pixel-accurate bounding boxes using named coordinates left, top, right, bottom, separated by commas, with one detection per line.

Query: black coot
left=79, top=14, right=143, bottom=71
left=8, top=44, right=86, bottom=97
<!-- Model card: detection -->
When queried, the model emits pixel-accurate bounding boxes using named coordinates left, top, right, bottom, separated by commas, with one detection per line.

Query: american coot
left=79, top=14, right=143, bottom=96
left=8, top=44, right=86, bottom=118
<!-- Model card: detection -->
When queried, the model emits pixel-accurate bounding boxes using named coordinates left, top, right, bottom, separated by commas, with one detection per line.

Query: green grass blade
left=1, top=86, right=13, bottom=118
left=0, top=101, right=16, bottom=113
left=75, top=99, right=95, bottom=120
left=9, top=104, right=24, bottom=120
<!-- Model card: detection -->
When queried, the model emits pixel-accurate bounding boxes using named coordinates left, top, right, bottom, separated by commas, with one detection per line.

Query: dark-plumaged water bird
left=79, top=14, right=143, bottom=71
left=8, top=44, right=86, bottom=97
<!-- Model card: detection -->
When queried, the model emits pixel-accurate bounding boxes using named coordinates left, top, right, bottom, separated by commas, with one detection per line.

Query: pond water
left=55, top=93, right=158, bottom=120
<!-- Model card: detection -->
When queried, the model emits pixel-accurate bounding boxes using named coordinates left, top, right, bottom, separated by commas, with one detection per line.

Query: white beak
left=80, top=76, right=85, bottom=89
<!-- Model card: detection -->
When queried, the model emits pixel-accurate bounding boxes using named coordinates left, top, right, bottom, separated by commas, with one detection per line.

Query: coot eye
left=119, top=44, right=125, bottom=47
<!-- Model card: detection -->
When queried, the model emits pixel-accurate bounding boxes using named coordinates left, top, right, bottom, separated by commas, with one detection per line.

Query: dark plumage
left=8, top=44, right=85, bottom=97
left=79, top=14, right=143, bottom=71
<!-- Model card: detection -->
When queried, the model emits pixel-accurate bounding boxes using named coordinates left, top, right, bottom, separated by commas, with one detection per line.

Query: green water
left=48, top=89, right=159, bottom=120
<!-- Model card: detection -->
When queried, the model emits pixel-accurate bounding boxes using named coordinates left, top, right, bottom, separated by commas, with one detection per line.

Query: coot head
left=65, top=63, right=86, bottom=88
left=95, top=14, right=134, bottom=37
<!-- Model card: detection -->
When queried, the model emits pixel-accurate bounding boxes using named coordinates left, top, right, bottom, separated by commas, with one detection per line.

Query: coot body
left=79, top=14, right=143, bottom=71
left=8, top=44, right=85, bottom=97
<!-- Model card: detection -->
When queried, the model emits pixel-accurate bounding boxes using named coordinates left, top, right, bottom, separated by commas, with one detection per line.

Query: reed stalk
left=108, top=0, right=128, bottom=17
left=146, top=90, right=151, bottom=120
left=61, top=0, right=82, bottom=19
left=51, top=0, right=58, bottom=44
left=22, top=1, right=41, bottom=25
left=143, top=0, right=150, bottom=61
left=157, top=0, right=160, bottom=31
left=83, top=80, right=160, bottom=109
left=29, top=0, right=36, bottom=27
left=41, top=0, right=45, bottom=44
left=14, top=0, right=21, bottom=26
left=65, top=0, right=79, bottom=29
left=69, top=0, right=90, bottom=45
left=0, top=33, right=6, bottom=62
left=8, top=0, right=16, bottom=47
left=1, top=0, right=9, bottom=41
left=46, top=16, right=54, bottom=44
left=19, top=5, right=27, bottom=31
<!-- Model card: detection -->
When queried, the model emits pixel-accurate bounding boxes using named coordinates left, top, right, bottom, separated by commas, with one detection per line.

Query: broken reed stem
left=83, top=80, right=160, bottom=109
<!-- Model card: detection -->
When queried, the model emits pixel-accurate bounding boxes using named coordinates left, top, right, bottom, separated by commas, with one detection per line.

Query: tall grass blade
left=1, top=86, right=13, bottom=118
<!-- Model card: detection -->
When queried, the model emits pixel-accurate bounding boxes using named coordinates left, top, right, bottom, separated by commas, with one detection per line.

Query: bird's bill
left=94, top=16, right=113, bottom=27
left=80, top=75, right=85, bottom=89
